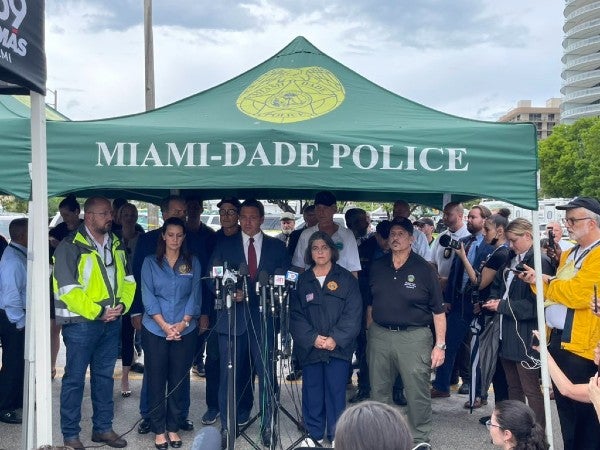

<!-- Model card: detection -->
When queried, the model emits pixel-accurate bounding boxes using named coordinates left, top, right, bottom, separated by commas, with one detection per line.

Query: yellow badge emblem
left=236, top=66, right=345, bottom=123
left=327, top=281, right=338, bottom=291
left=178, top=264, right=191, bottom=274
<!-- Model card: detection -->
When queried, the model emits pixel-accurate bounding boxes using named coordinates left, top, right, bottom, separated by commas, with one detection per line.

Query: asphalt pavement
left=0, top=348, right=564, bottom=450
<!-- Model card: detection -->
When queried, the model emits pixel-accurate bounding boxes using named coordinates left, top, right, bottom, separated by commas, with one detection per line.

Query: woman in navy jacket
left=290, top=230, right=362, bottom=446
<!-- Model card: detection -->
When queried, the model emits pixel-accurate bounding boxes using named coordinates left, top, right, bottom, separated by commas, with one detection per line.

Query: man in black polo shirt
left=366, top=218, right=446, bottom=446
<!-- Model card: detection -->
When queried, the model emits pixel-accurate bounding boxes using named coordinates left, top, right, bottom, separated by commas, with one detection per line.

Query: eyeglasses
left=88, top=210, right=112, bottom=218
left=219, top=208, right=238, bottom=216
left=485, top=419, right=503, bottom=430
left=562, top=217, right=593, bottom=226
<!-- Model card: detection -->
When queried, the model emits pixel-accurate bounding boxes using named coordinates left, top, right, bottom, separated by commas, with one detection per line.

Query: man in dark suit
left=210, top=199, right=290, bottom=448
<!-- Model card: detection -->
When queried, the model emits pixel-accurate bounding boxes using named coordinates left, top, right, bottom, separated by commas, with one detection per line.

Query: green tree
left=539, top=117, right=600, bottom=198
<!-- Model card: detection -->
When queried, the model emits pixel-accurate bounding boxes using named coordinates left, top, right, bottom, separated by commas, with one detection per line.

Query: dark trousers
left=549, top=331, right=600, bottom=450
left=355, top=322, right=370, bottom=392
left=432, top=311, right=470, bottom=393
left=120, top=313, right=135, bottom=366
left=501, top=358, right=545, bottom=429
left=204, top=329, right=221, bottom=411
left=0, top=309, right=24, bottom=411
left=302, top=358, right=349, bottom=441
left=142, top=327, right=196, bottom=435
left=218, top=324, right=274, bottom=432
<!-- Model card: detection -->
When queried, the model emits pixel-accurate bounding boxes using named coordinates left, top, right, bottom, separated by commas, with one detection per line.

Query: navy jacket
left=289, top=264, right=362, bottom=367
left=209, top=231, right=290, bottom=336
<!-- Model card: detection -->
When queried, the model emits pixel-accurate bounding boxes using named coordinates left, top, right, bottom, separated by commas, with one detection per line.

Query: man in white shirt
left=292, top=191, right=360, bottom=276
left=430, top=202, right=470, bottom=290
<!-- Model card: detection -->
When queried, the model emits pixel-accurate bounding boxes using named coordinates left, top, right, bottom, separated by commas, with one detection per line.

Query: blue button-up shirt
left=0, top=242, right=27, bottom=329
left=141, top=254, right=202, bottom=337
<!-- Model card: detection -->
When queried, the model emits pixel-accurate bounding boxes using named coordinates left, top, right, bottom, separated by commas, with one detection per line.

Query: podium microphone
left=274, top=268, right=285, bottom=305
left=238, top=262, right=249, bottom=302
left=211, top=258, right=224, bottom=306
left=259, top=271, right=269, bottom=314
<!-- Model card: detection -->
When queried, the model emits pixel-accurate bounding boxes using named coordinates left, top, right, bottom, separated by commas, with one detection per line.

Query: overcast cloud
left=45, top=1, right=564, bottom=121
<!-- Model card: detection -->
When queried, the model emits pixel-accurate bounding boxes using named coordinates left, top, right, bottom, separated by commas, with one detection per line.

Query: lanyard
left=8, top=243, right=26, bottom=258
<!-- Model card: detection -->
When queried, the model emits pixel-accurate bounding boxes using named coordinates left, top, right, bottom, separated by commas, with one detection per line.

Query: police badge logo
left=327, top=281, right=338, bottom=291
left=178, top=264, right=191, bottom=274
left=407, top=275, right=415, bottom=283
left=236, top=67, right=345, bottom=123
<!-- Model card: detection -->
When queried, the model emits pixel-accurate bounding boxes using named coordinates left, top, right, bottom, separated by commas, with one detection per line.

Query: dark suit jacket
left=209, top=231, right=290, bottom=335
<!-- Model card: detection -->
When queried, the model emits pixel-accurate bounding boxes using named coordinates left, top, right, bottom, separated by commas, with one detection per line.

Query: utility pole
left=144, top=0, right=159, bottom=227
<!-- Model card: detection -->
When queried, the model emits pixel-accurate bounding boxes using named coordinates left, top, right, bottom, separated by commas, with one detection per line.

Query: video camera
left=439, top=234, right=461, bottom=250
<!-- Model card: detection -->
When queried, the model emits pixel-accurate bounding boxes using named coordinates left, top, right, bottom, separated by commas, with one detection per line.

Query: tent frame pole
left=531, top=212, right=554, bottom=448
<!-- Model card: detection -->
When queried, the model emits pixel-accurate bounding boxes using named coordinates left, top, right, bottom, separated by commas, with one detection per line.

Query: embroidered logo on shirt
left=178, top=264, right=191, bottom=274
left=306, top=293, right=314, bottom=302
left=327, top=281, right=338, bottom=291
left=404, top=274, right=416, bottom=289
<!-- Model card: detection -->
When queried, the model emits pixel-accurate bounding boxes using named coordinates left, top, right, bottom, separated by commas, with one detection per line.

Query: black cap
left=414, top=217, right=434, bottom=227
left=217, top=197, right=241, bottom=210
left=375, top=220, right=392, bottom=239
left=390, top=217, right=414, bottom=235
left=314, top=191, right=336, bottom=206
left=556, top=197, right=600, bottom=216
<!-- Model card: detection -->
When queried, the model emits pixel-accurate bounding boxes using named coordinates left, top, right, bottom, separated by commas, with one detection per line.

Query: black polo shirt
left=369, top=251, right=443, bottom=327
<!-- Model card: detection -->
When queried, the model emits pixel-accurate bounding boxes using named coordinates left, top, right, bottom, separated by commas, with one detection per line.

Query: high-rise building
left=561, top=0, right=600, bottom=123
left=498, top=99, right=561, bottom=140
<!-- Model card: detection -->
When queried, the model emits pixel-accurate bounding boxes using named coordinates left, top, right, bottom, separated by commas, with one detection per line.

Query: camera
left=547, top=228, right=556, bottom=249
left=529, top=332, right=539, bottom=349
left=509, top=262, right=526, bottom=274
left=439, top=234, right=461, bottom=250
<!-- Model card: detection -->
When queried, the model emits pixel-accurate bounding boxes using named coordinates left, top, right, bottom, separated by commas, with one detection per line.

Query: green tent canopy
left=45, top=36, right=538, bottom=208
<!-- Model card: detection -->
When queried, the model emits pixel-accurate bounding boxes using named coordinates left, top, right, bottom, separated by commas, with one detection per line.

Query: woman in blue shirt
left=141, top=217, right=201, bottom=450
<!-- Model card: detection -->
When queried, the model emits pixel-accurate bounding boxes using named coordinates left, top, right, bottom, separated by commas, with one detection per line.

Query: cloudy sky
left=45, top=1, right=565, bottom=121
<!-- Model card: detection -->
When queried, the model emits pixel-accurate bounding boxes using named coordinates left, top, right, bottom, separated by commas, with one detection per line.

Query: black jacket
left=488, top=248, right=554, bottom=362
left=290, top=263, right=362, bottom=367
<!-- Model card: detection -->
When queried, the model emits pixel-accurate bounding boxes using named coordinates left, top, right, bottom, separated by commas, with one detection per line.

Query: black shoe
left=458, top=383, right=470, bottom=395
left=178, top=419, right=194, bottom=431
left=201, top=408, right=220, bottom=425
left=64, top=438, right=85, bottom=450
left=286, top=370, right=302, bottom=381
left=393, top=389, right=408, bottom=406
left=349, top=389, right=370, bottom=403
left=237, top=409, right=251, bottom=427
left=138, top=418, right=151, bottom=434
left=91, top=430, right=127, bottom=448
left=168, top=432, right=183, bottom=448
left=0, top=409, right=22, bottom=424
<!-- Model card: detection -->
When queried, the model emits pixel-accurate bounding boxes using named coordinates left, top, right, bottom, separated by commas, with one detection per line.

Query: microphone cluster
left=210, top=260, right=298, bottom=312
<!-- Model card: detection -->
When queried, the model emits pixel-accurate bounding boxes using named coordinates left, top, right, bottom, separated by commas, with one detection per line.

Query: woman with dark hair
left=334, top=400, right=413, bottom=450
left=455, top=210, right=511, bottom=409
left=49, top=194, right=83, bottom=379
left=114, top=202, right=143, bottom=397
left=289, top=231, right=362, bottom=446
left=487, top=400, right=549, bottom=449
left=483, top=218, right=554, bottom=429
left=141, top=217, right=201, bottom=450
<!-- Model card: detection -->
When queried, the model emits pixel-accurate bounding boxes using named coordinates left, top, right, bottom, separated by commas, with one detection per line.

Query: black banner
left=0, top=0, right=46, bottom=94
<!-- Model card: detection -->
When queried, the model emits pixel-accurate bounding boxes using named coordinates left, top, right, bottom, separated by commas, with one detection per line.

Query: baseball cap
left=556, top=197, right=600, bottom=216
left=280, top=212, right=295, bottom=221
left=314, top=191, right=336, bottom=207
left=217, top=197, right=241, bottom=209
left=414, top=217, right=434, bottom=227
left=390, top=217, right=414, bottom=235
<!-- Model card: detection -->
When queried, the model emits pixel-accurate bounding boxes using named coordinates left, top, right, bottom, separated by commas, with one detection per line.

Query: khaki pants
left=367, top=323, right=433, bottom=444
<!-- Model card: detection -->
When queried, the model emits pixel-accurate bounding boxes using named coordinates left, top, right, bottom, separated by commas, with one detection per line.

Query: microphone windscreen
left=238, top=262, right=249, bottom=276
left=439, top=234, right=451, bottom=247
left=274, top=267, right=284, bottom=276
left=191, top=427, right=221, bottom=450
left=259, top=270, right=270, bottom=286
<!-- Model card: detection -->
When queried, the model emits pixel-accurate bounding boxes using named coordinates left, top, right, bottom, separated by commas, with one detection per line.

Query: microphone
left=274, top=268, right=285, bottom=305
left=211, top=258, right=224, bottom=307
left=269, top=275, right=276, bottom=316
left=439, top=234, right=460, bottom=249
left=222, top=261, right=237, bottom=309
left=259, top=270, right=269, bottom=314
left=238, top=262, right=249, bottom=302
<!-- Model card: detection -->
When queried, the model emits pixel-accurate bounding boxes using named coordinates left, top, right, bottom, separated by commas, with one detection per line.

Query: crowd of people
left=1, top=193, right=600, bottom=450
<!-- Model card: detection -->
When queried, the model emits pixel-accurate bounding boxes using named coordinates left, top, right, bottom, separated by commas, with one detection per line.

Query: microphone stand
left=223, top=264, right=237, bottom=450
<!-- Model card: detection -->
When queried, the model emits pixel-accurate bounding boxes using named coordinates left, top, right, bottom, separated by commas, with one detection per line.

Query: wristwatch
left=435, top=343, right=447, bottom=350
left=182, top=320, right=190, bottom=328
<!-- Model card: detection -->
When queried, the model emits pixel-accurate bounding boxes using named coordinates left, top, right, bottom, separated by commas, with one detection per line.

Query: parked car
left=0, top=213, right=27, bottom=240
